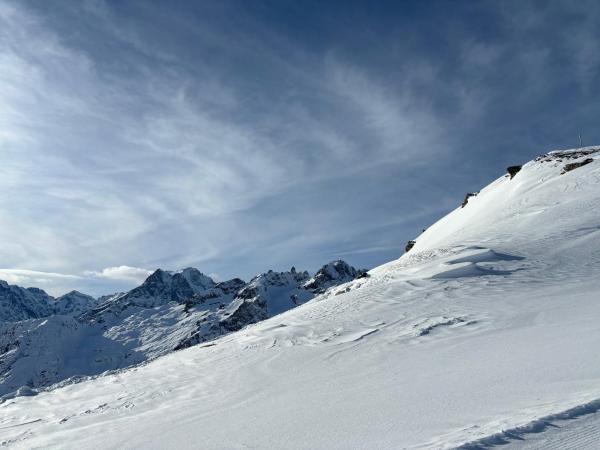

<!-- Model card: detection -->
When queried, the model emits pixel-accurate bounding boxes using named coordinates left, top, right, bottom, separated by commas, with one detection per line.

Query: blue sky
left=1, top=0, right=599, bottom=297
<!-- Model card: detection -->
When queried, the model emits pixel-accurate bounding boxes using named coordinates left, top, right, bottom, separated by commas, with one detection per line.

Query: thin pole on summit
left=579, top=133, right=583, bottom=147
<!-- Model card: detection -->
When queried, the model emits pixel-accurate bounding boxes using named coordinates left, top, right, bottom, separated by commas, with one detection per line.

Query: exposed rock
left=405, top=240, right=416, bottom=252
left=85, top=268, right=216, bottom=319
left=97, top=292, right=123, bottom=303
left=562, top=158, right=594, bottom=174
left=213, top=278, right=246, bottom=295
left=507, top=165, right=522, bottom=179
left=182, top=278, right=246, bottom=311
left=303, top=260, right=358, bottom=294
left=219, top=297, right=268, bottom=333
left=461, top=192, right=478, bottom=208
left=536, top=148, right=599, bottom=163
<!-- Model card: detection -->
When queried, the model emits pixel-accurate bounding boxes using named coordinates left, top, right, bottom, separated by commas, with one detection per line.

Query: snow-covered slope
left=1, top=147, right=599, bottom=449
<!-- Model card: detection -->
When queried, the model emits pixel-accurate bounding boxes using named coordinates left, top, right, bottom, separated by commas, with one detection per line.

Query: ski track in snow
left=457, top=398, right=600, bottom=449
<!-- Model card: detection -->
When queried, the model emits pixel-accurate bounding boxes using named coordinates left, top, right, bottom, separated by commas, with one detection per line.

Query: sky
left=1, top=0, right=599, bottom=297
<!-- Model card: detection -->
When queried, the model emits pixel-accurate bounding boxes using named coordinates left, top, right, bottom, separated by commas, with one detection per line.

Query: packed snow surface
left=1, top=147, right=600, bottom=449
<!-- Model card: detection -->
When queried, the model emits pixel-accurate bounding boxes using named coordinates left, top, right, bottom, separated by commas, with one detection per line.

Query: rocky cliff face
left=303, top=260, right=360, bottom=293
left=110, top=267, right=215, bottom=308
left=176, top=267, right=323, bottom=350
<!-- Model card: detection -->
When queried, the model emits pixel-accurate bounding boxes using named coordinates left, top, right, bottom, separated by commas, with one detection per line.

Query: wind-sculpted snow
left=1, top=147, right=599, bottom=449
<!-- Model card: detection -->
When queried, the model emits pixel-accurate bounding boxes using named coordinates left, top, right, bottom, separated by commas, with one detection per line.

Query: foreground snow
left=1, top=147, right=599, bottom=449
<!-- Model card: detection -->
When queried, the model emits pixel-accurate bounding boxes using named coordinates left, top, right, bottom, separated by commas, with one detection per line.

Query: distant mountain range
left=0, top=260, right=365, bottom=398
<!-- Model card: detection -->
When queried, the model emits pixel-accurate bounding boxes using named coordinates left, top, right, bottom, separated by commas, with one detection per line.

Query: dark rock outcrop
left=88, top=268, right=216, bottom=315
left=219, top=298, right=268, bottom=333
left=507, top=165, right=522, bottom=179
left=536, top=148, right=599, bottom=163
left=405, top=240, right=416, bottom=252
left=461, top=192, right=478, bottom=208
left=213, top=278, right=246, bottom=295
left=303, top=260, right=358, bottom=294
left=562, top=158, right=594, bottom=174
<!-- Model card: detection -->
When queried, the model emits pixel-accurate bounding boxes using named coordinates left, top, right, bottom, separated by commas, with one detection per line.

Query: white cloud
left=0, top=269, right=81, bottom=287
left=85, top=266, right=153, bottom=283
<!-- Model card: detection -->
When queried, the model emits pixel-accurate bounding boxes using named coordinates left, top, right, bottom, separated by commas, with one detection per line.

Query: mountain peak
left=62, top=290, right=87, bottom=297
left=173, top=268, right=214, bottom=291
left=303, top=260, right=358, bottom=293
left=144, top=268, right=171, bottom=283
left=54, top=291, right=97, bottom=316
left=0, top=280, right=54, bottom=322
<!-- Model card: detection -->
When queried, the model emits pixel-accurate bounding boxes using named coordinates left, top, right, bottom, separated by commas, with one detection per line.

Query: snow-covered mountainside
left=53, top=291, right=97, bottom=316
left=0, top=281, right=54, bottom=323
left=0, top=262, right=362, bottom=398
left=0, top=285, right=96, bottom=323
left=1, top=147, right=600, bottom=449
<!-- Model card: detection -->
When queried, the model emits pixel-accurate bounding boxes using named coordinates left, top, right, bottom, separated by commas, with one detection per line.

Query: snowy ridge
left=1, top=146, right=599, bottom=449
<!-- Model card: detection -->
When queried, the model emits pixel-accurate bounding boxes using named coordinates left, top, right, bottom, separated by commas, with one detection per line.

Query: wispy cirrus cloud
left=0, top=0, right=445, bottom=296
left=2, top=0, right=600, bottom=296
